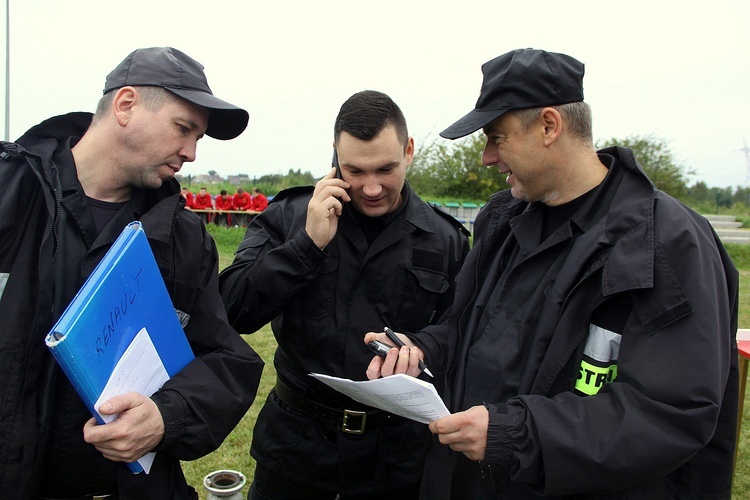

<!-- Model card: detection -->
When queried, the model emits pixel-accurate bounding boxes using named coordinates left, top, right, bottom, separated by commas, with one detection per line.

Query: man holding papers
left=365, top=49, right=738, bottom=499
left=220, top=90, right=469, bottom=499
left=0, top=47, right=264, bottom=499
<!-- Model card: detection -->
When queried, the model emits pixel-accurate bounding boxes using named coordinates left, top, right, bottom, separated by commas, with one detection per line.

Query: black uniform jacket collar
left=337, top=182, right=439, bottom=259
left=12, top=112, right=184, bottom=244
left=480, top=146, right=689, bottom=336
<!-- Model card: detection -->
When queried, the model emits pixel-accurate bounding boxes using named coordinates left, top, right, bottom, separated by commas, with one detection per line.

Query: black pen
left=383, top=327, right=434, bottom=378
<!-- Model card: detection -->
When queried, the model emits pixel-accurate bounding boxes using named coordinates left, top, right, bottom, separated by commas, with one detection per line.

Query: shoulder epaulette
left=0, top=141, right=25, bottom=160
left=269, top=185, right=315, bottom=203
left=428, top=202, right=471, bottom=237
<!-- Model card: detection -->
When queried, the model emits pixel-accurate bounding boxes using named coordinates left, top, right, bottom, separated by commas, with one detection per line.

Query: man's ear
left=404, top=136, right=415, bottom=167
left=540, top=107, right=562, bottom=146
left=112, top=87, right=138, bottom=127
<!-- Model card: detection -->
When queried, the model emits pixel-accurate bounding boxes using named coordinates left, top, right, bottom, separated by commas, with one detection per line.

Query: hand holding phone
left=365, top=327, right=433, bottom=380
left=332, top=148, right=342, bottom=180
left=305, top=152, right=350, bottom=250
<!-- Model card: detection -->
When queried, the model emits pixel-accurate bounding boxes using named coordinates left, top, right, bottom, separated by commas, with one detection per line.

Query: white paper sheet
left=94, top=327, right=169, bottom=473
left=309, top=373, right=450, bottom=424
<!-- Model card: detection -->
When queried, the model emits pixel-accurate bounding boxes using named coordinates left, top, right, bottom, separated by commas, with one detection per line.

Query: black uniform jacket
left=415, top=147, right=739, bottom=499
left=0, top=112, right=264, bottom=499
left=219, top=184, right=469, bottom=493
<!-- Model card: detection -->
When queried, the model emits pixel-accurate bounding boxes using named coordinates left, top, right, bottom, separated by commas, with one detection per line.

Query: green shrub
left=726, top=244, right=750, bottom=269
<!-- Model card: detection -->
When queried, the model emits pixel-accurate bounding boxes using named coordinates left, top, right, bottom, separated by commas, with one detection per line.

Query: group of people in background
left=180, top=186, right=268, bottom=226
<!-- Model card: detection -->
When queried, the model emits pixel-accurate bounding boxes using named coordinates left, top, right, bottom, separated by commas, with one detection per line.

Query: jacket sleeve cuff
left=483, top=402, right=522, bottom=470
left=291, top=229, right=328, bottom=268
left=150, top=391, right=188, bottom=451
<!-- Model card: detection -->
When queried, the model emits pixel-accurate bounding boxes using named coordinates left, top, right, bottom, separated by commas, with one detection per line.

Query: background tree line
left=184, top=135, right=750, bottom=219
left=179, top=168, right=317, bottom=200
left=408, top=132, right=747, bottom=212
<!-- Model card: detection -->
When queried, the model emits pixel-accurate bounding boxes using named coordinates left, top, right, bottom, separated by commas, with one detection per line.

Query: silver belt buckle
left=341, top=409, right=367, bottom=434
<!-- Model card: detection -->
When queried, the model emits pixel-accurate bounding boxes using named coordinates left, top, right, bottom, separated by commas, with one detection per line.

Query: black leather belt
left=274, top=376, right=397, bottom=434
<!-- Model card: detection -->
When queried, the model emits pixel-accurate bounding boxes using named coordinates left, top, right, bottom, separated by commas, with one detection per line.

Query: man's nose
left=180, top=140, right=198, bottom=163
left=363, top=179, right=383, bottom=197
left=482, top=142, right=498, bottom=166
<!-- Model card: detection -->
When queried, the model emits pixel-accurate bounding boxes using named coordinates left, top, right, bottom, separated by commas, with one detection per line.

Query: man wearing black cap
left=366, top=48, right=738, bottom=498
left=0, top=47, right=264, bottom=499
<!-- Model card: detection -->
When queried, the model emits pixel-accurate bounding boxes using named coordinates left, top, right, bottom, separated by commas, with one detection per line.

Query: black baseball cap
left=440, top=49, right=585, bottom=140
left=104, top=47, right=249, bottom=140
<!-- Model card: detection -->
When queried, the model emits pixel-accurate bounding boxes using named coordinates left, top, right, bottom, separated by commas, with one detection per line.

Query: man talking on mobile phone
left=220, top=90, right=470, bottom=499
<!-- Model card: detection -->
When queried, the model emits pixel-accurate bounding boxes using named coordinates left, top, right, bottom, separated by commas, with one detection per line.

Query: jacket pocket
left=405, top=266, right=449, bottom=294
left=0, top=349, right=19, bottom=419
left=235, top=230, right=270, bottom=262
left=0, top=262, right=40, bottom=349
left=395, top=265, right=449, bottom=325
left=286, top=256, right=338, bottom=322
left=254, top=390, right=316, bottom=453
left=0, top=349, right=23, bottom=481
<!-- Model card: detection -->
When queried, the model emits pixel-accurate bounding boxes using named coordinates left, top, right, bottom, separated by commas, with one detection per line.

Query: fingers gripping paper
left=94, top=327, right=169, bottom=472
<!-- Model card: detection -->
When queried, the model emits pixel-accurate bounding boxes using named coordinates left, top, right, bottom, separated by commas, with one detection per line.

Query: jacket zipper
left=49, top=186, right=61, bottom=318
left=2, top=146, right=61, bottom=319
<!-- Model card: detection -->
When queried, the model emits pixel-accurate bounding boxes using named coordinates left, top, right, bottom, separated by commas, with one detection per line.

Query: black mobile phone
left=332, top=148, right=342, bottom=179
left=367, top=340, right=395, bottom=358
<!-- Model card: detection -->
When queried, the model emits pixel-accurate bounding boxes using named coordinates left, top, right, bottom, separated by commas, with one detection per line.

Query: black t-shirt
left=345, top=184, right=408, bottom=245
left=540, top=190, right=592, bottom=241
left=87, top=196, right=129, bottom=235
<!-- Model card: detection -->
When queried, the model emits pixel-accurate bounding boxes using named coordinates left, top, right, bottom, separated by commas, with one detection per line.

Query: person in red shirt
left=233, top=187, right=253, bottom=226
left=250, top=187, right=269, bottom=212
left=193, top=187, right=214, bottom=223
left=214, top=189, right=234, bottom=226
left=180, top=187, right=194, bottom=209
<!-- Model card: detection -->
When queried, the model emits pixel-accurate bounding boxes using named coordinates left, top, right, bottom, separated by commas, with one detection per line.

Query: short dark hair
left=334, top=90, right=409, bottom=150
left=220, top=189, right=228, bottom=195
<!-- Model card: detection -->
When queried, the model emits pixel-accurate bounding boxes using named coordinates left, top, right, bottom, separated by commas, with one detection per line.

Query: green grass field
left=183, top=226, right=750, bottom=499
left=181, top=326, right=274, bottom=497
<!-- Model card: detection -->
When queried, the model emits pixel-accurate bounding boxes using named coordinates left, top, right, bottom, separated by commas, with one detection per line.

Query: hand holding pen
left=366, top=327, right=433, bottom=378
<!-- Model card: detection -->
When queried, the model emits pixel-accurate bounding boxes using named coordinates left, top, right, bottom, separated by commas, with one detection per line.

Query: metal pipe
left=203, top=469, right=246, bottom=499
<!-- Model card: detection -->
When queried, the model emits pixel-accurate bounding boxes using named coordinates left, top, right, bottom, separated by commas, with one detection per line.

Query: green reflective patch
left=576, top=360, right=618, bottom=396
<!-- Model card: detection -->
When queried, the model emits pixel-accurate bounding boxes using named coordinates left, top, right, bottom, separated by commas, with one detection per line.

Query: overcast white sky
left=2, top=0, right=749, bottom=188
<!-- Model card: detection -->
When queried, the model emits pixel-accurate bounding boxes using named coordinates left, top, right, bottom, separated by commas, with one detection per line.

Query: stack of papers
left=309, top=373, right=450, bottom=424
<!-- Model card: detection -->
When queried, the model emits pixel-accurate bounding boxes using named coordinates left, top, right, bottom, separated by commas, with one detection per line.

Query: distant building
left=192, top=173, right=223, bottom=184
left=227, top=174, right=250, bottom=186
